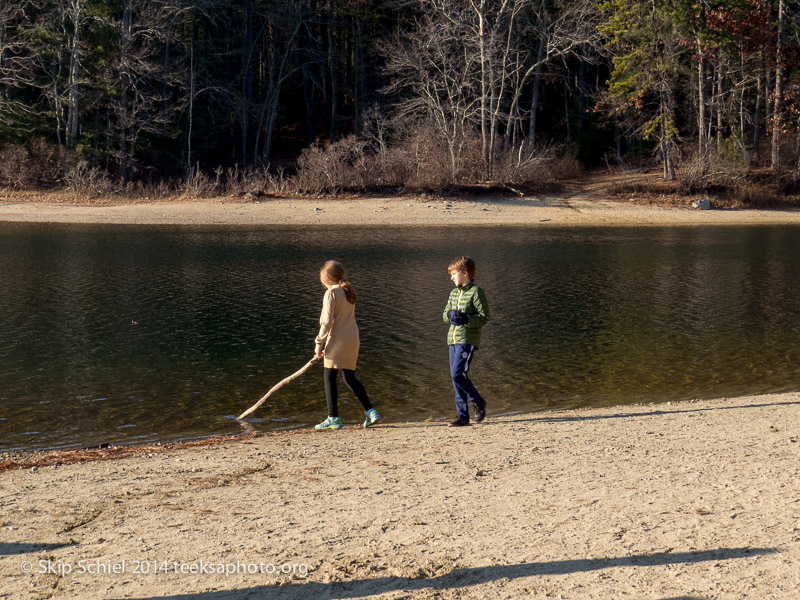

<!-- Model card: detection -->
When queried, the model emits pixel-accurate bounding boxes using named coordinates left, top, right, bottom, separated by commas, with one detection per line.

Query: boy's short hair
left=448, top=256, right=476, bottom=278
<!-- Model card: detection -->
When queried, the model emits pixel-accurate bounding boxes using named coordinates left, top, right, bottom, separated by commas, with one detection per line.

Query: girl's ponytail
left=339, top=280, right=357, bottom=304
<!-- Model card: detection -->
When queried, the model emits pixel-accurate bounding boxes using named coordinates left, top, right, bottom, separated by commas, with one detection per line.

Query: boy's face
left=449, top=269, right=470, bottom=287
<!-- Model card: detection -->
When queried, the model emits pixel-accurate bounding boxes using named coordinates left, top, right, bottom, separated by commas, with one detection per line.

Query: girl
left=313, top=260, right=380, bottom=430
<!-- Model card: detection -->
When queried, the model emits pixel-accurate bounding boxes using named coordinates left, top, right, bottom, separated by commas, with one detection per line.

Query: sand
left=2, top=184, right=800, bottom=227
left=2, top=186, right=800, bottom=598
left=1, top=394, right=799, bottom=599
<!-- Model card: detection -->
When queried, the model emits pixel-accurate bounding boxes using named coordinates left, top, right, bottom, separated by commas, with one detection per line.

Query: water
left=2, top=223, right=800, bottom=451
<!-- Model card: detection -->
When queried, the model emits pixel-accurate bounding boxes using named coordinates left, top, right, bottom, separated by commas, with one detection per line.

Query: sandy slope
left=2, top=393, right=799, bottom=599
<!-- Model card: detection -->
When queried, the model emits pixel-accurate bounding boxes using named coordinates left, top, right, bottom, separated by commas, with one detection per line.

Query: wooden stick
left=237, top=356, right=320, bottom=420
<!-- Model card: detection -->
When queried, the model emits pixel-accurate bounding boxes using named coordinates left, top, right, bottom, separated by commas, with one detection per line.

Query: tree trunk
left=697, top=45, right=709, bottom=165
left=0, top=18, right=5, bottom=102
left=772, top=0, right=786, bottom=172
left=256, top=10, right=304, bottom=164
left=66, top=0, right=82, bottom=149
left=527, top=28, right=546, bottom=152
left=240, top=0, right=253, bottom=165
left=476, top=0, right=489, bottom=176
left=353, top=20, right=363, bottom=136
left=753, top=66, right=762, bottom=164
left=661, top=94, right=675, bottom=180
left=577, top=53, right=587, bottom=135
left=119, top=4, right=132, bottom=182
left=327, top=0, right=338, bottom=143
left=564, top=83, right=572, bottom=143
left=794, top=114, right=800, bottom=185
left=187, top=36, right=194, bottom=171
left=715, top=66, right=723, bottom=150
left=301, top=2, right=315, bottom=146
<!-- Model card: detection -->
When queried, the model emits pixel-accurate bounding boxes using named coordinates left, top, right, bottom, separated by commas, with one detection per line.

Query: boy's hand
left=448, top=310, right=468, bottom=325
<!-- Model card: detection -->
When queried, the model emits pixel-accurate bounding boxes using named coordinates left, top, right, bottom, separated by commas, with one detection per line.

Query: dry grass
left=5, top=160, right=800, bottom=211
left=603, top=165, right=800, bottom=210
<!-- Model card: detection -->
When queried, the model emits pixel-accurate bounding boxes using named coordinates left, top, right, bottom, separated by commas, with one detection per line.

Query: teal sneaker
left=363, top=408, right=381, bottom=428
left=314, top=416, right=342, bottom=430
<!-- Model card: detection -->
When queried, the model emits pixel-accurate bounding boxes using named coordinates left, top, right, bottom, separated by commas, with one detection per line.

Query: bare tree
left=521, top=0, right=603, bottom=152
left=427, top=0, right=535, bottom=176
left=62, top=0, right=85, bottom=148
left=253, top=0, right=310, bottom=165
left=25, top=0, right=95, bottom=147
left=772, top=0, right=786, bottom=172
left=383, top=0, right=602, bottom=180
left=103, top=0, right=187, bottom=181
left=0, top=3, right=39, bottom=133
left=179, top=0, right=232, bottom=171
left=380, top=11, right=481, bottom=182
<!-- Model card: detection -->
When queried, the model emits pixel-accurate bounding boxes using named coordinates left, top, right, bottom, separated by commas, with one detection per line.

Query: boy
left=442, top=256, right=490, bottom=426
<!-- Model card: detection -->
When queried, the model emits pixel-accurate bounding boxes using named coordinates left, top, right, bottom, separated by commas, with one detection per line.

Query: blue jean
left=449, top=344, right=486, bottom=423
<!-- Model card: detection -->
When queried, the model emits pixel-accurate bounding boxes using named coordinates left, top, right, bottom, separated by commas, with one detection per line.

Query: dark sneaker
left=474, top=406, right=486, bottom=423
left=448, top=418, right=470, bottom=427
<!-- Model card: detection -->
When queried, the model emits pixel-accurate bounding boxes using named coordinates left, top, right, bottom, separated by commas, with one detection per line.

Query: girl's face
left=450, top=269, right=470, bottom=287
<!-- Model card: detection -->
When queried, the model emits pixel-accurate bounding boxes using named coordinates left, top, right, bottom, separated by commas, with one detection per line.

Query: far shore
left=2, top=392, right=799, bottom=599
left=3, top=185, right=800, bottom=226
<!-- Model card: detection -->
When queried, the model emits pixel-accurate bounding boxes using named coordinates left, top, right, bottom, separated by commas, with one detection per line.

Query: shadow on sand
left=125, top=547, right=775, bottom=599
left=0, top=541, right=74, bottom=556
left=488, top=399, right=800, bottom=427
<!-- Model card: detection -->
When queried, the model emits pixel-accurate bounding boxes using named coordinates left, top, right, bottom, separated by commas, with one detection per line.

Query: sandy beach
left=2, top=187, right=800, bottom=598
left=1, top=393, right=799, bottom=599
left=3, top=183, right=800, bottom=227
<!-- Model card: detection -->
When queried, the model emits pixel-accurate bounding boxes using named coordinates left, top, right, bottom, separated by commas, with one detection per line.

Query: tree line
left=1, top=0, right=798, bottom=196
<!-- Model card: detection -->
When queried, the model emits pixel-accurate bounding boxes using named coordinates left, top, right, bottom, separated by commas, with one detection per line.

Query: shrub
left=0, top=143, right=30, bottom=188
left=676, top=147, right=748, bottom=195
left=181, top=164, right=220, bottom=198
left=27, top=138, right=72, bottom=186
left=294, top=135, right=368, bottom=193
left=63, top=161, right=114, bottom=197
left=0, top=138, right=78, bottom=189
left=496, top=143, right=578, bottom=186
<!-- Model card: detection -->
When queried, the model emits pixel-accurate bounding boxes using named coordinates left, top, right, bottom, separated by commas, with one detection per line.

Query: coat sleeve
left=443, top=291, right=453, bottom=324
left=466, top=287, right=489, bottom=328
left=314, top=289, right=335, bottom=353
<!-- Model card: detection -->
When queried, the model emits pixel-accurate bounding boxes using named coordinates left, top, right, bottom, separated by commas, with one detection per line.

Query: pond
left=2, top=223, right=800, bottom=451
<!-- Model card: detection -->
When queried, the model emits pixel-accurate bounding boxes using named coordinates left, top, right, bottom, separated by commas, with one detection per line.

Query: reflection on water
left=1, top=223, right=800, bottom=451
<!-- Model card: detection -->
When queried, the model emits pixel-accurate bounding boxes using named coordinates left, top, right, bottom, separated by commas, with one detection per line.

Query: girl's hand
left=314, top=350, right=324, bottom=359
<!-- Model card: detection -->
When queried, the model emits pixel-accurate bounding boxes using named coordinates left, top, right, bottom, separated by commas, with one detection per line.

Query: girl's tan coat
left=314, top=285, right=359, bottom=369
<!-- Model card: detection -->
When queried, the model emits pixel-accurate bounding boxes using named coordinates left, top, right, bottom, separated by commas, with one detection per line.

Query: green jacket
left=442, top=281, right=490, bottom=347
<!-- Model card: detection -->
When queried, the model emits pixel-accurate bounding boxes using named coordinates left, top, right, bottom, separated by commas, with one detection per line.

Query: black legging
left=324, top=367, right=372, bottom=417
